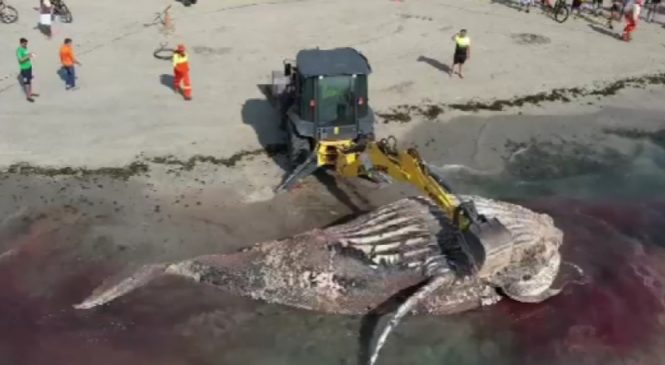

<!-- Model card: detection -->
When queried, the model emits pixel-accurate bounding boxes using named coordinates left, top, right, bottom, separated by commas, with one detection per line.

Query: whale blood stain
left=2, top=196, right=665, bottom=364
left=485, top=198, right=665, bottom=365
left=0, top=216, right=200, bottom=365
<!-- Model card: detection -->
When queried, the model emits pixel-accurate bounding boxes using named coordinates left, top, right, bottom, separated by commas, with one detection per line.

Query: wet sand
left=1, top=85, right=665, bottom=364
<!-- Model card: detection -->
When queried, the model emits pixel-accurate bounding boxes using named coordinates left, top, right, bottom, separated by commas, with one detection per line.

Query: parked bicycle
left=52, top=0, right=72, bottom=23
left=544, top=0, right=570, bottom=23
left=144, top=5, right=173, bottom=31
left=149, top=6, right=176, bottom=61
left=0, top=0, right=19, bottom=24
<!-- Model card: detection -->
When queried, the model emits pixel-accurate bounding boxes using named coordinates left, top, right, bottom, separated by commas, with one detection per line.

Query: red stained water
left=0, top=216, right=203, bottom=365
left=491, top=198, right=665, bottom=365
left=1, top=198, right=664, bottom=365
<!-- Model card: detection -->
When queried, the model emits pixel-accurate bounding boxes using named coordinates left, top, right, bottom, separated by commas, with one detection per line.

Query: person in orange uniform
left=172, top=44, right=191, bottom=100
left=59, top=38, right=81, bottom=90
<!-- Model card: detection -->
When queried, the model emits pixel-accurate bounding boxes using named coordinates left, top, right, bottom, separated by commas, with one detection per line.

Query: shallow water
left=1, top=122, right=665, bottom=365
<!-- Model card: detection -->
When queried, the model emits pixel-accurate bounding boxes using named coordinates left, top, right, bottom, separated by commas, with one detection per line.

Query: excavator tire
left=287, top=121, right=311, bottom=169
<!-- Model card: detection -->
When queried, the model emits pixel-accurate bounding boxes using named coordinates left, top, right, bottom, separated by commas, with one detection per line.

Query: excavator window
left=316, top=75, right=368, bottom=125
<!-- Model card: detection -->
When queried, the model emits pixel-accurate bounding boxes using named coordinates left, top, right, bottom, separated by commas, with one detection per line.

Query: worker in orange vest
left=172, top=44, right=191, bottom=100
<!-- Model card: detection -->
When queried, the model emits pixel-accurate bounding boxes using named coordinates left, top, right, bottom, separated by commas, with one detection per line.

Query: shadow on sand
left=241, top=85, right=288, bottom=171
left=588, top=24, right=621, bottom=40
left=490, top=0, right=525, bottom=12
left=417, top=55, right=452, bottom=75
left=159, top=74, right=174, bottom=91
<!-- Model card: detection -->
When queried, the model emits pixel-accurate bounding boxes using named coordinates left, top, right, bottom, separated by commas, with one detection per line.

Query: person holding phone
left=17, top=38, right=39, bottom=102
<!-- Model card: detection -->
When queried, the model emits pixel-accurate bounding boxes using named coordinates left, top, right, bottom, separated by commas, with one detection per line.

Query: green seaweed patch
left=604, top=128, right=665, bottom=149
left=148, top=143, right=288, bottom=171
left=378, top=103, right=443, bottom=123
left=4, top=161, right=149, bottom=180
left=1, top=144, right=288, bottom=179
left=380, top=72, right=665, bottom=122
left=504, top=138, right=631, bottom=180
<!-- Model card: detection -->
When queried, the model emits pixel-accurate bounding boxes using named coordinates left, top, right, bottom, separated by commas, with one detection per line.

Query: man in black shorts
left=16, top=38, right=39, bottom=102
left=593, top=0, right=604, bottom=16
left=450, top=29, right=470, bottom=79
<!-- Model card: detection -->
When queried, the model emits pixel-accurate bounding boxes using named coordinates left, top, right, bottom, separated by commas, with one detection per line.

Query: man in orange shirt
left=59, top=38, right=81, bottom=90
left=172, top=44, right=191, bottom=100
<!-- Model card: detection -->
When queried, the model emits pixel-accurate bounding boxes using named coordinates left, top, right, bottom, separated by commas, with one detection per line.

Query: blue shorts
left=20, top=68, right=33, bottom=85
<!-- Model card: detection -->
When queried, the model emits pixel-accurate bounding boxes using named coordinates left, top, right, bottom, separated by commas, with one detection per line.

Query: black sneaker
left=27, top=97, right=35, bottom=102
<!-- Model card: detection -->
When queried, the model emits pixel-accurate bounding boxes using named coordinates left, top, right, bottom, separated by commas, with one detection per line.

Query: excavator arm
left=334, top=137, right=514, bottom=279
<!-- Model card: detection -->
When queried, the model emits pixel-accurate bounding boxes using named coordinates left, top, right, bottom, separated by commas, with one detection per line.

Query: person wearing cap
left=450, top=29, right=470, bottom=79
left=623, top=0, right=644, bottom=41
left=172, top=44, right=191, bottom=100
left=17, top=38, right=39, bottom=102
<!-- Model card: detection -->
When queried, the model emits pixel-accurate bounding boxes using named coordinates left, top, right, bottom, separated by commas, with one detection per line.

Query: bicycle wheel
left=0, top=5, right=19, bottom=24
left=57, top=3, right=73, bottom=23
left=153, top=46, right=175, bottom=60
left=554, top=5, right=570, bottom=23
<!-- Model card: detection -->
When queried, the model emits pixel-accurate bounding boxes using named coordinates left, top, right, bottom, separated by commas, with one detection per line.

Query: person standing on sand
left=646, top=0, right=661, bottom=22
left=59, top=38, right=81, bottom=90
left=172, top=44, right=192, bottom=100
left=519, top=0, right=535, bottom=13
left=623, top=0, right=644, bottom=41
left=571, top=0, right=583, bottom=16
left=38, top=0, right=53, bottom=39
left=17, top=38, right=39, bottom=103
left=592, top=0, right=604, bottom=16
left=608, top=0, right=623, bottom=28
left=449, top=29, right=470, bottom=79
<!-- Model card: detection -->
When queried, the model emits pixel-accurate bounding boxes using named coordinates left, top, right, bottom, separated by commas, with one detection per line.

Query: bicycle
left=0, top=0, right=19, bottom=24
left=149, top=6, right=176, bottom=61
left=153, top=42, right=175, bottom=60
left=52, top=0, right=73, bottom=23
left=144, top=5, right=173, bottom=32
left=542, top=0, right=570, bottom=23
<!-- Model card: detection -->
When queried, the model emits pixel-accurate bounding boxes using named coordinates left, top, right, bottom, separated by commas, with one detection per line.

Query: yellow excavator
left=281, top=136, right=513, bottom=277
left=270, top=47, right=512, bottom=277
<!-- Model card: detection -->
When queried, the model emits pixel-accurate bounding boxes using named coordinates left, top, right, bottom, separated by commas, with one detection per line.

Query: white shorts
left=40, top=13, right=52, bottom=25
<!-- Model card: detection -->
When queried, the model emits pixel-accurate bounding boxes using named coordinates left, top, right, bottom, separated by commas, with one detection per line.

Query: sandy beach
left=1, top=0, right=665, bottom=176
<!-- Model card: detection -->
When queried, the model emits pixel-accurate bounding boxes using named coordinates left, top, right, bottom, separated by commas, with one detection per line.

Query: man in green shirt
left=17, top=38, right=39, bottom=102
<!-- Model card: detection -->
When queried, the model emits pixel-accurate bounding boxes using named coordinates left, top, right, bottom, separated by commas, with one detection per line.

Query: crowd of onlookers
left=513, top=0, right=660, bottom=40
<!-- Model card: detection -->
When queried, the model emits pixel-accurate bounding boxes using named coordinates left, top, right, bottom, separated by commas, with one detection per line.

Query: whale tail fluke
left=73, top=263, right=170, bottom=309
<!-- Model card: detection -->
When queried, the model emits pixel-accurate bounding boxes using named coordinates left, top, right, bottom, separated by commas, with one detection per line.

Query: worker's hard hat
left=176, top=44, right=186, bottom=52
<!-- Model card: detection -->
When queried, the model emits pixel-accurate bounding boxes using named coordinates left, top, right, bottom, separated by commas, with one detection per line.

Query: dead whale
left=73, top=195, right=564, bottom=364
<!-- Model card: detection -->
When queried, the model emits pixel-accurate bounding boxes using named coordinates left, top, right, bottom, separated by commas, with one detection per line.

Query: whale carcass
left=74, top=195, right=564, bottom=364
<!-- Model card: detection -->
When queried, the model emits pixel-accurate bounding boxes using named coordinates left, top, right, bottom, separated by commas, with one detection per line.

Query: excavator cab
left=270, top=48, right=375, bottom=191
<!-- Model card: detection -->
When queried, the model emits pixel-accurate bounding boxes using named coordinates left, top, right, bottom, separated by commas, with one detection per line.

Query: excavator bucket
left=460, top=216, right=514, bottom=279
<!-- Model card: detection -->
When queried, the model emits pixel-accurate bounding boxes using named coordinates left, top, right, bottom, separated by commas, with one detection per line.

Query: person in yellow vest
left=450, top=29, right=470, bottom=79
left=172, top=44, right=192, bottom=100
